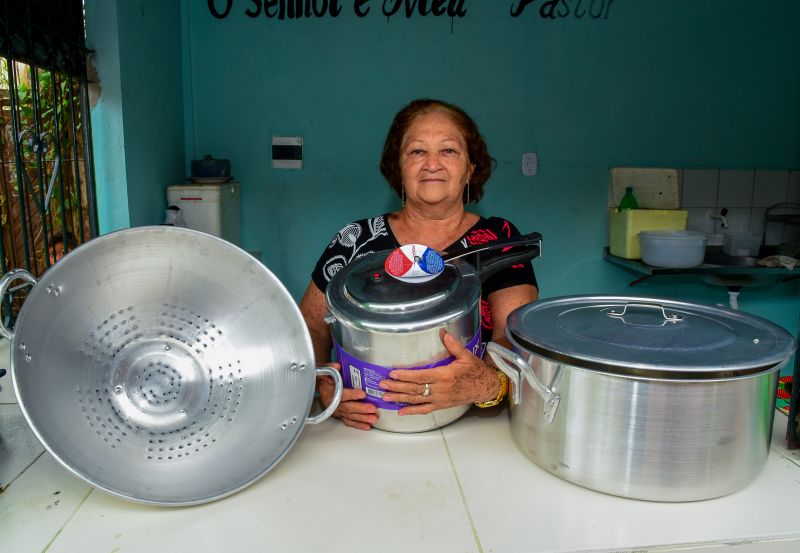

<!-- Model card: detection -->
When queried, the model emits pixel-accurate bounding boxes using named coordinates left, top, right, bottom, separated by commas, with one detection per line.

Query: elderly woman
left=299, top=98, right=538, bottom=431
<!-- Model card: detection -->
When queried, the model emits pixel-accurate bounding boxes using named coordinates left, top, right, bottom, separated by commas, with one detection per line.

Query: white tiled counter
left=2, top=382, right=800, bottom=553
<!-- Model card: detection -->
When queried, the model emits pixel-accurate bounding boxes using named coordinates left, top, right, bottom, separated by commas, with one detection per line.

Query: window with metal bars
left=0, top=0, right=97, bottom=279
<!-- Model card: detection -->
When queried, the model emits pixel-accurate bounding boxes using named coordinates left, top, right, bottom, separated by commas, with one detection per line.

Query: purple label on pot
left=333, top=328, right=482, bottom=410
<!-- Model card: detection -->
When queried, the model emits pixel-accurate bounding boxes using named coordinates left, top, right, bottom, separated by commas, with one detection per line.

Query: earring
left=401, top=186, right=405, bottom=207
left=465, top=181, right=470, bottom=204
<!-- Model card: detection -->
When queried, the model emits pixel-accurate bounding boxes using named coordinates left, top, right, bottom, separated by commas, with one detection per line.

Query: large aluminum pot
left=326, top=233, right=542, bottom=433
left=487, top=295, right=796, bottom=502
left=0, top=226, right=342, bottom=506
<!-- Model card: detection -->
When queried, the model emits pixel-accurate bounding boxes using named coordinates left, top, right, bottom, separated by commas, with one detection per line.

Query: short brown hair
left=379, top=99, right=493, bottom=204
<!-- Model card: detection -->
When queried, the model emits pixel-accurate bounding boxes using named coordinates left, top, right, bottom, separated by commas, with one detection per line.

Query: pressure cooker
left=325, top=232, right=542, bottom=433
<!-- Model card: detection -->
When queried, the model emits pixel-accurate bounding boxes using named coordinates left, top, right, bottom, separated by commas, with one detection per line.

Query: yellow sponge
left=609, top=209, right=688, bottom=259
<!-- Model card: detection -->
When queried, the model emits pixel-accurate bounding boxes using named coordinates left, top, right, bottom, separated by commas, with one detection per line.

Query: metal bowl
left=1, top=226, right=341, bottom=505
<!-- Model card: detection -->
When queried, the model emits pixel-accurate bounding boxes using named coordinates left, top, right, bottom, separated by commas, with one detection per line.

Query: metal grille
left=0, top=0, right=97, bottom=320
left=0, top=58, right=97, bottom=275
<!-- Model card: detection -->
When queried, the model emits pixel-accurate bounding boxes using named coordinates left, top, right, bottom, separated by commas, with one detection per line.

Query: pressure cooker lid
left=507, top=295, right=796, bottom=376
left=326, top=250, right=481, bottom=330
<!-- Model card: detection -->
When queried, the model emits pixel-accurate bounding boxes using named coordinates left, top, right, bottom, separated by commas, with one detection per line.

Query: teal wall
left=84, top=0, right=129, bottom=232
left=86, top=0, right=185, bottom=233
left=86, top=1, right=800, bottom=363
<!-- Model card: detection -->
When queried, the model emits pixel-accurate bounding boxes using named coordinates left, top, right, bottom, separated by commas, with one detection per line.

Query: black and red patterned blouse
left=310, top=214, right=538, bottom=335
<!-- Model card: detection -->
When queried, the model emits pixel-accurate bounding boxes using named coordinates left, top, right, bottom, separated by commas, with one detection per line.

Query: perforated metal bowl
left=0, top=226, right=341, bottom=505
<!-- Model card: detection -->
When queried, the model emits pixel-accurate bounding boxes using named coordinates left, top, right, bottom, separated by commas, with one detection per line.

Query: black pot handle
left=443, top=231, right=542, bottom=282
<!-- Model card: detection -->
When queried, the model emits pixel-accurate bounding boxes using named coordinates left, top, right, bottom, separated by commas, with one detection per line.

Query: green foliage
left=1, top=57, right=89, bottom=273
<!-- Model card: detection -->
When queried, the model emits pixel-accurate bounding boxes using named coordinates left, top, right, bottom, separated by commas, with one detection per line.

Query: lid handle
left=606, top=302, right=684, bottom=326
left=443, top=231, right=542, bottom=283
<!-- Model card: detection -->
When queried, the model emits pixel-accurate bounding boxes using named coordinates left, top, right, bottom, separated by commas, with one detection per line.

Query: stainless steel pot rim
left=506, top=331, right=787, bottom=381
left=327, top=251, right=481, bottom=332
left=506, top=294, right=796, bottom=377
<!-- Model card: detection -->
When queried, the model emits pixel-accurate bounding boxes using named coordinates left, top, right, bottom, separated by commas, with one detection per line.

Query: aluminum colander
left=0, top=226, right=342, bottom=506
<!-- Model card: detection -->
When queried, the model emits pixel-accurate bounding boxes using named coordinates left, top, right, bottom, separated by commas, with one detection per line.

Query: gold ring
left=422, top=383, right=431, bottom=397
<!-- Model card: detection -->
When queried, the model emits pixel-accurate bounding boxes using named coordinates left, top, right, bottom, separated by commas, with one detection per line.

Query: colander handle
left=306, top=365, right=343, bottom=425
left=0, top=268, right=38, bottom=341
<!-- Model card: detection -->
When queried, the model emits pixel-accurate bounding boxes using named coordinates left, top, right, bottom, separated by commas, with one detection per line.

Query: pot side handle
left=486, top=342, right=561, bottom=425
left=486, top=342, right=523, bottom=405
left=305, top=365, right=343, bottom=425
left=0, top=269, right=38, bottom=341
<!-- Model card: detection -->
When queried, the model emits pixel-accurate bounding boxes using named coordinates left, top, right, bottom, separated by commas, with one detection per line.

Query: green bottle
left=619, top=187, right=639, bottom=210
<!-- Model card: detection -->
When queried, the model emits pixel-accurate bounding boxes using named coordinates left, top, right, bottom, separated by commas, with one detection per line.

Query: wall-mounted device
left=272, top=135, right=303, bottom=170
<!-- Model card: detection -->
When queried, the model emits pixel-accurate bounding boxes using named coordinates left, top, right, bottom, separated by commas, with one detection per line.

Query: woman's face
left=399, top=111, right=475, bottom=209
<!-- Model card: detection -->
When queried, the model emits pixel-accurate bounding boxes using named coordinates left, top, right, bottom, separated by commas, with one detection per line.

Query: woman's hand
left=378, top=330, right=500, bottom=415
left=317, top=363, right=379, bottom=431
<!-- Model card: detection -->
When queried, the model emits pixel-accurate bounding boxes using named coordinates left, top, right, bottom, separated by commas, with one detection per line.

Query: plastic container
left=166, top=182, right=241, bottom=245
left=723, top=233, right=761, bottom=257
left=638, top=230, right=707, bottom=268
left=609, top=209, right=688, bottom=259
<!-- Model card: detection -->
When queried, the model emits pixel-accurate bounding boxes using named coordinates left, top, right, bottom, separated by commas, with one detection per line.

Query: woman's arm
left=298, top=281, right=334, bottom=364
left=298, top=282, right=379, bottom=431
left=478, top=283, right=539, bottom=402
left=487, top=283, right=538, bottom=342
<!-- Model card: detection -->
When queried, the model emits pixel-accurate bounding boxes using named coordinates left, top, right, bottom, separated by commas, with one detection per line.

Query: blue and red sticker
left=384, top=244, right=444, bottom=283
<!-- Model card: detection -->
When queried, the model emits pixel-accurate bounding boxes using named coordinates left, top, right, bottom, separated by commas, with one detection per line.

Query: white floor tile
left=0, top=337, right=15, bottom=404
left=0, top=452, right=92, bottom=553
left=0, top=404, right=44, bottom=488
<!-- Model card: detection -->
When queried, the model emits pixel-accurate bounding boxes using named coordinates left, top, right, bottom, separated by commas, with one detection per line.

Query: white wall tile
left=764, top=221, right=785, bottom=246
left=718, top=170, right=754, bottom=208
left=681, top=169, right=718, bottom=207
left=750, top=208, right=766, bottom=236
left=753, top=170, right=789, bottom=207
left=686, top=208, right=715, bottom=236
left=672, top=167, right=800, bottom=246
left=0, top=338, right=13, bottom=404
left=784, top=224, right=800, bottom=247
left=724, top=208, right=751, bottom=233
left=788, top=171, right=800, bottom=204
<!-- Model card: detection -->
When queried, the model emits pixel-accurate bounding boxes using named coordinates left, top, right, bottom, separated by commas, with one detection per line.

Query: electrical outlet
left=522, top=152, right=538, bottom=176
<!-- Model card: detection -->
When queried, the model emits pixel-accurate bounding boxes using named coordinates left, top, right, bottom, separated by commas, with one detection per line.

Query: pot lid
left=506, top=295, right=796, bottom=377
left=326, top=250, right=481, bottom=332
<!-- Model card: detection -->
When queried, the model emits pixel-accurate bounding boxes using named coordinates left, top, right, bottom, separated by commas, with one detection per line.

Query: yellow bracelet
left=474, top=369, right=509, bottom=408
